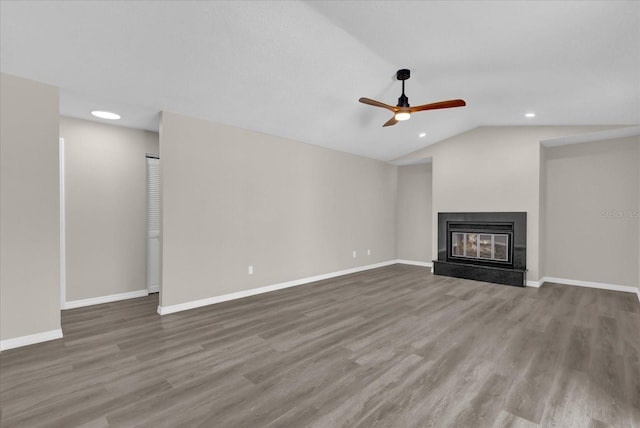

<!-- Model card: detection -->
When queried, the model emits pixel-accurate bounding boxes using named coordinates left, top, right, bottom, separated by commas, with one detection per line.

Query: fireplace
left=433, top=212, right=527, bottom=287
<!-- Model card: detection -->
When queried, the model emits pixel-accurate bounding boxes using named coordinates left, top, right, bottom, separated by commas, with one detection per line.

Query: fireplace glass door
left=452, top=232, right=508, bottom=262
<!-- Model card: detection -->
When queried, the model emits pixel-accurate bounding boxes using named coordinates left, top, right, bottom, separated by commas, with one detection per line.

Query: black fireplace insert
left=433, top=212, right=527, bottom=287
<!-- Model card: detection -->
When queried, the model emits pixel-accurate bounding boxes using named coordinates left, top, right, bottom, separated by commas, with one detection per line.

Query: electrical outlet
left=367, top=249, right=371, bottom=255
left=352, top=250, right=357, bottom=258
left=248, top=265, right=254, bottom=275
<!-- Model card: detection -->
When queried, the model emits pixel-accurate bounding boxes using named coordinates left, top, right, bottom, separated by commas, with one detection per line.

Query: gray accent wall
left=396, top=163, right=432, bottom=262
left=159, top=111, right=397, bottom=308
left=0, top=73, right=61, bottom=341
left=544, top=137, right=640, bottom=287
left=60, top=117, right=159, bottom=302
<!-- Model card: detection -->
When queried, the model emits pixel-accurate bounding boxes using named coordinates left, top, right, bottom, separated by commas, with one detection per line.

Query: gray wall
left=538, top=145, right=547, bottom=282
left=0, top=73, right=61, bottom=341
left=160, top=111, right=397, bottom=308
left=544, top=137, right=639, bottom=287
left=411, top=127, right=544, bottom=281
left=392, top=126, right=627, bottom=282
left=396, top=163, right=432, bottom=262
left=60, top=117, right=159, bottom=301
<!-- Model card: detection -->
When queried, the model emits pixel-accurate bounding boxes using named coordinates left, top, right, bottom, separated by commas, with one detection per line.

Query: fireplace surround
left=433, top=212, right=527, bottom=287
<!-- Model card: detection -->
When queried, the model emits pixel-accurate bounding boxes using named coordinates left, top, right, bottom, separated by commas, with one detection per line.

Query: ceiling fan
left=359, top=69, right=466, bottom=127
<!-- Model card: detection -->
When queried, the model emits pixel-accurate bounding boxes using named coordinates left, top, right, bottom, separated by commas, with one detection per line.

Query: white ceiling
left=1, top=1, right=638, bottom=161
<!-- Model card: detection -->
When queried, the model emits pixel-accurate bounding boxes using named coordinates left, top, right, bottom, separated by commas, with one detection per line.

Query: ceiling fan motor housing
left=397, top=94, right=409, bottom=108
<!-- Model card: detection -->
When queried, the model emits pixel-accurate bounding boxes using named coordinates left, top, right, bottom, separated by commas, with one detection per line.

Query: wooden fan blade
left=383, top=116, right=398, bottom=127
left=409, top=99, right=466, bottom=113
left=359, top=97, right=399, bottom=112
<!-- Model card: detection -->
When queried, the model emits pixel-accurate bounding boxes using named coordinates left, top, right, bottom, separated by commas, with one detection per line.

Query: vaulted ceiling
left=1, top=1, right=638, bottom=161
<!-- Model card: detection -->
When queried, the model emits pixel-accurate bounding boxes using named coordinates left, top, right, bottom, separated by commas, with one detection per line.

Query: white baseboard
left=0, top=328, right=63, bottom=352
left=396, top=259, right=433, bottom=268
left=63, top=289, right=149, bottom=310
left=155, top=263, right=640, bottom=316
left=148, top=285, right=160, bottom=293
left=526, top=279, right=542, bottom=288
left=158, top=260, right=398, bottom=315
left=538, top=276, right=639, bottom=297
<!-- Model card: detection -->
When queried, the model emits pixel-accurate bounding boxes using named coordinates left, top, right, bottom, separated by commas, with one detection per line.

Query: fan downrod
left=396, top=69, right=410, bottom=107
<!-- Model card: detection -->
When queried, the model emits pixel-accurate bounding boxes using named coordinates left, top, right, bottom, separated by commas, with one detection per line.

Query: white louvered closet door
left=146, top=157, right=161, bottom=293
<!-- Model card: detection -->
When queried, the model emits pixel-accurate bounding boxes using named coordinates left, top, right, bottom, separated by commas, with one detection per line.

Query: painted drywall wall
left=160, top=111, right=397, bottom=308
left=538, top=145, right=547, bottom=282
left=0, top=73, right=61, bottom=341
left=60, top=117, right=159, bottom=302
left=396, top=163, right=432, bottom=262
left=412, top=127, right=545, bottom=280
left=544, top=137, right=639, bottom=287
left=392, top=126, right=624, bottom=282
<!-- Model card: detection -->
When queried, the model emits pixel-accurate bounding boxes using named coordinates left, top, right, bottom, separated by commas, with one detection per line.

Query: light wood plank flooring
left=1, top=264, right=639, bottom=427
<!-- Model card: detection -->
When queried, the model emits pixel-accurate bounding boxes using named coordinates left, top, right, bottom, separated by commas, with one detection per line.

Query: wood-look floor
left=1, top=264, right=639, bottom=427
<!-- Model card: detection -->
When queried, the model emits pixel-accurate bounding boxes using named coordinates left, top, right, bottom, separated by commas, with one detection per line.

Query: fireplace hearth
left=433, top=212, right=527, bottom=287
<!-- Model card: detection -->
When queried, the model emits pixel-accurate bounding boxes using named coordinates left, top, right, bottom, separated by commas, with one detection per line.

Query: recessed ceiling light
left=419, top=132, right=427, bottom=138
left=91, top=110, right=121, bottom=120
left=525, top=112, right=536, bottom=118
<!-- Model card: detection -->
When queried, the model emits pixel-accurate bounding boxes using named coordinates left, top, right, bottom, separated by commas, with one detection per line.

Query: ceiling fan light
left=395, top=111, right=411, bottom=121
